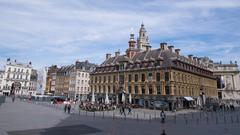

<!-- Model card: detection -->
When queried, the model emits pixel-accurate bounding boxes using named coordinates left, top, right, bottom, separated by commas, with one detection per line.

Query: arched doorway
left=11, top=82, right=21, bottom=95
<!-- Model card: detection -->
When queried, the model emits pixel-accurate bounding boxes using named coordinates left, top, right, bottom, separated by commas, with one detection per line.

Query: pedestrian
left=119, top=105, right=123, bottom=115
left=11, top=94, right=15, bottom=103
left=161, top=129, right=167, bottom=135
left=67, top=104, right=71, bottom=114
left=128, top=104, right=132, bottom=115
left=160, top=110, right=166, bottom=124
left=64, top=104, right=67, bottom=113
left=122, top=105, right=126, bottom=116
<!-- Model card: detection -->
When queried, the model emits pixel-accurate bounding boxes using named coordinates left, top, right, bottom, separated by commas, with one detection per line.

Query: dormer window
left=120, top=63, right=125, bottom=70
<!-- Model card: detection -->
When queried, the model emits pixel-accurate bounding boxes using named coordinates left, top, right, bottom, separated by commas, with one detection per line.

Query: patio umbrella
left=105, top=92, right=110, bottom=104
left=129, top=94, right=132, bottom=104
left=91, top=91, right=95, bottom=104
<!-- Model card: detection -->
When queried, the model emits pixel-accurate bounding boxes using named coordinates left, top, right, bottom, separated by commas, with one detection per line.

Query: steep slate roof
left=57, top=65, right=75, bottom=73
left=75, top=60, right=97, bottom=71
left=101, top=48, right=181, bottom=67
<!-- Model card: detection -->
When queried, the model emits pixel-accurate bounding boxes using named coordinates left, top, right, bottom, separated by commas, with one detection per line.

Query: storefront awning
left=184, top=96, right=194, bottom=101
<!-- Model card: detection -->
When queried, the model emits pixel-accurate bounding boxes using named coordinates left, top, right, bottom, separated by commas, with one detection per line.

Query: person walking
left=67, top=104, right=71, bottom=114
left=160, top=110, right=166, bottom=124
left=11, top=94, right=15, bottom=103
left=161, top=129, right=167, bottom=135
left=122, top=104, right=126, bottom=116
left=128, top=104, right=132, bottom=115
left=64, top=103, right=67, bottom=113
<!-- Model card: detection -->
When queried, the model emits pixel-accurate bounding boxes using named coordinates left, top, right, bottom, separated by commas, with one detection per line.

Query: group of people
left=219, top=103, right=235, bottom=111
left=79, top=101, right=116, bottom=112
left=119, top=104, right=132, bottom=116
left=64, top=99, right=72, bottom=114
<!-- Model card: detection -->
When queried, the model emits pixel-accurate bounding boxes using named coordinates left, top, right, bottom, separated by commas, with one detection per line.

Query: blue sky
left=0, top=0, right=240, bottom=69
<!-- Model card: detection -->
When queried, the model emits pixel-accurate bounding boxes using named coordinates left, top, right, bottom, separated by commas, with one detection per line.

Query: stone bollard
left=224, top=116, right=227, bottom=124
left=149, top=115, right=151, bottom=123
left=206, top=117, right=209, bottom=124
left=185, top=118, right=188, bottom=125
left=102, top=111, right=105, bottom=119
left=174, top=114, right=177, bottom=124
left=231, top=116, right=234, bottom=124
left=85, top=111, right=87, bottom=116
left=237, top=115, right=239, bottom=124
left=137, top=113, right=139, bottom=122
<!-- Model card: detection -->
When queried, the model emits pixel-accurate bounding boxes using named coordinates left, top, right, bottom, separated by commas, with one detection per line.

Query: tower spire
left=137, top=23, right=151, bottom=51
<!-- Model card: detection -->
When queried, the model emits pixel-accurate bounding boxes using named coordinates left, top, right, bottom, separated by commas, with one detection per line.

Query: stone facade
left=0, top=70, right=4, bottom=93
left=45, top=65, right=58, bottom=95
left=0, top=59, right=35, bottom=96
left=54, top=65, right=75, bottom=96
left=212, top=61, right=240, bottom=100
left=29, top=69, right=38, bottom=95
left=69, top=60, right=96, bottom=100
left=90, top=24, right=218, bottom=108
left=46, top=61, right=96, bottom=98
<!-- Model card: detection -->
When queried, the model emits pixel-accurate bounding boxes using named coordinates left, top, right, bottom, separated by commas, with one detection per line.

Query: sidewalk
left=0, top=98, right=68, bottom=133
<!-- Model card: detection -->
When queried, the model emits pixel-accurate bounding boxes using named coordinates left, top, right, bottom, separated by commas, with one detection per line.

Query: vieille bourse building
left=90, top=24, right=218, bottom=109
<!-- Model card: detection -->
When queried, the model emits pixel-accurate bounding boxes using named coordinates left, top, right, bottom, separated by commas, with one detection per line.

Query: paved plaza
left=1, top=98, right=240, bottom=135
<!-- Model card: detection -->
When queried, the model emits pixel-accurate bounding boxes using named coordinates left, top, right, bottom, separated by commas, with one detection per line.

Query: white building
left=212, top=61, right=240, bottom=100
left=0, top=70, right=4, bottom=94
left=1, top=59, right=33, bottom=96
left=69, top=60, right=96, bottom=100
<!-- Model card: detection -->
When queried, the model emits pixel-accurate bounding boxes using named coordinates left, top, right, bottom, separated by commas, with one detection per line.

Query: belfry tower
left=137, top=23, right=151, bottom=51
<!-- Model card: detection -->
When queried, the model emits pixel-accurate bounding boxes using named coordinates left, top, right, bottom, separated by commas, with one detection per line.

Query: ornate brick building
left=90, top=24, right=218, bottom=108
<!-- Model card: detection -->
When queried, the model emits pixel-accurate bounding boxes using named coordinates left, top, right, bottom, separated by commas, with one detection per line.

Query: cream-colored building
left=90, top=24, right=218, bottom=108
left=69, top=61, right=96, bottom=100
left=212, top=61, right=240, bottom=100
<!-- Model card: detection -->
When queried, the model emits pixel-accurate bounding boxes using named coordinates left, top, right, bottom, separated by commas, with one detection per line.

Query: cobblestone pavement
left=1, top=98, right=240, bottom=135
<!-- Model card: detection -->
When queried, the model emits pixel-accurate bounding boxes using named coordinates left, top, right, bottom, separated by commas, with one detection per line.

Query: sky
left=0, top=0, right=240, bottom=69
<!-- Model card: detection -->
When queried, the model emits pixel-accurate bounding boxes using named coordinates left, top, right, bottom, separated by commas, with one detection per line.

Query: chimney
left=160, top=42, right=167, bottom=50
left=193, top=57, right=198, bottom=62
left=168, top=46, right=174, bottom=52
left=106, top=53, right=111, bottom=59
left=115, top=50, right=120, bottom=57
left=146, top=46, right=151, bottom=51
left=188, top=55, right=193, bottom=60
left=197, top=58, right=201, bottom=64
left=175, top=49, right=180, bottom=55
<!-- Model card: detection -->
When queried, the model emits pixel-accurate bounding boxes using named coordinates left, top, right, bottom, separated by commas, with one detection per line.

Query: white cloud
left=0, top=0, right=240, bottom=68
